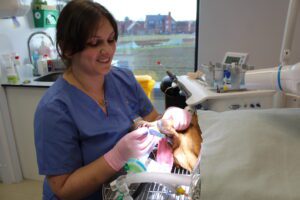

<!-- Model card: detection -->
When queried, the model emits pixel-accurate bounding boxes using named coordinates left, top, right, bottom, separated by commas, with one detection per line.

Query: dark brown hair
left=56, top=0, right=118, bottom=67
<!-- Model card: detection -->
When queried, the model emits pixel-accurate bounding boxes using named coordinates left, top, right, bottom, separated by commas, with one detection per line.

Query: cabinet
left=5, top=86, right=47, bottom=181
left=0, top=0, right=31, bottom=18
left=3, top=84, right=164, bottom=181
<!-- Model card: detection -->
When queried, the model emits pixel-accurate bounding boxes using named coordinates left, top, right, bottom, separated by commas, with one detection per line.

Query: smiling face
left=70, top=18, right=117, bottom=77
left=56, top=0, right=118, bottom=73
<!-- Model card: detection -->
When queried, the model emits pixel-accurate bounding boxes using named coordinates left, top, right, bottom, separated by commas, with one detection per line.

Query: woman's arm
left=142, top=108, right=161, bottom=122
left=47, top=156, right=115, bottom=200
left=48, top=127, right=155, bottom=200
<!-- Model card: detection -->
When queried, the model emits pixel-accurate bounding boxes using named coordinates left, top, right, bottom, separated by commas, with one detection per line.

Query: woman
left=34, top=0, right=191, bottom=199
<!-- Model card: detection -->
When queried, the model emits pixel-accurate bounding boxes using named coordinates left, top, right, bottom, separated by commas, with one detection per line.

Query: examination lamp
left=245, top=0, right=300, bottom=95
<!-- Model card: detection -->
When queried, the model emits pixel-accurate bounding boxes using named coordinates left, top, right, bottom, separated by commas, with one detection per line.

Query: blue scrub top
left=34, top=67, right=153, bottom=200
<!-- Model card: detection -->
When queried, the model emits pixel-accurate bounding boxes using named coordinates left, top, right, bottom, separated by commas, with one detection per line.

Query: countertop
left=1, top=77, right=54, bottom=88
left=1, top=74, right=162, bottom=89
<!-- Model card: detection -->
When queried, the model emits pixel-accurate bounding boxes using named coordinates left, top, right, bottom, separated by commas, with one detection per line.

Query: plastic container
left=37, top=54, right=49, bottom=76
left=201, top=63, right=215, bottom=87
left=13, top=55, right=21, bottom=81
left=230, top=64, right=242, bottom=90
left=135, top=75, right=155, bottom=99
left=32, top=50, right=40, bottom=76
left=214, top=63, right=224, bottom=88
left=1, top=54, right=19, bottom=84
left=18, top=64, right=34, bottom=83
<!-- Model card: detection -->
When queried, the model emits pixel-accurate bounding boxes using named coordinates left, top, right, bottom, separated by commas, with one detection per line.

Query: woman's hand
left=162, top=107, right=192, bottom=131
left=104, top=127, right=157, bottom=171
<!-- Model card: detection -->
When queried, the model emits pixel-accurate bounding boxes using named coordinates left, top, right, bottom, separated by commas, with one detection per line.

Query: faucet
left=27, top=31, right=55, bottom=64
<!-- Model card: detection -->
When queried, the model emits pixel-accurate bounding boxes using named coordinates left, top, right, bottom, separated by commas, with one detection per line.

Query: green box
left=33, top=9, right=58, bottom=28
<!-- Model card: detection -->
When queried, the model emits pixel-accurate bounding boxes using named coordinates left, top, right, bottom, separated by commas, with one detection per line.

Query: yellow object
left=176, top=186, right=186, bottom=195
left=223, top=84, right=229, bottom=92
left=135, top=75, right=155, bottom=100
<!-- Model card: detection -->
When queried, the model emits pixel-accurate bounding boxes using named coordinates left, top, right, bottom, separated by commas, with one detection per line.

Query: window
left=97, top=0, right=198, bottom=82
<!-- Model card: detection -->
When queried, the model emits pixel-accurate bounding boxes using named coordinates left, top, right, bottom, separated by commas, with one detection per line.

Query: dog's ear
left=173, top=113, right=202, bottom=172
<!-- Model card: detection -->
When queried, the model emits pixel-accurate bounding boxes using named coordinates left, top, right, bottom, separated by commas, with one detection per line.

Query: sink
left=34, top=72, right=63, bottom=82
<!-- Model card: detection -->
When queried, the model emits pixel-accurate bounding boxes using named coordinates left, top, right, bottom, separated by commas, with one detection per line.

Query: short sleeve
left=34, top=101, right=82, bottom=175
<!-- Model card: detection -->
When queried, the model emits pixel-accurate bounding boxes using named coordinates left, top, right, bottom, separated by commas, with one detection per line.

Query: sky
left=96, top=0, right=197, bottom=21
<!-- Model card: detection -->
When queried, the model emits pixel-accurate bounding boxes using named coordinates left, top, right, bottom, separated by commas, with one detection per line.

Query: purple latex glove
left=104, top=127, right=157, bottom=171
left=162, top=107, right=192, bottom=131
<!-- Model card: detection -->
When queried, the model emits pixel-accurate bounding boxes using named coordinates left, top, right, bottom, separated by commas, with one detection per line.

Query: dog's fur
left=173, top=114, right=202, bottom=172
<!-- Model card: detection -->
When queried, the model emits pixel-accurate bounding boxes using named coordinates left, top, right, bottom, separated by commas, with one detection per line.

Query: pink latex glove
left=104, top=127, right=157, bottom=171
left=162, top=107, right=192, bottom=131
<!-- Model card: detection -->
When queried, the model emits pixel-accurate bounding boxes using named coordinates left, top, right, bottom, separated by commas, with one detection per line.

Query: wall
left=0, top=10, right=56, bottom=65
left=198, top=0, right=300, bottom=68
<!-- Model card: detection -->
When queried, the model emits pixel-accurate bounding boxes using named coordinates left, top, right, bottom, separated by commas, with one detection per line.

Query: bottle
left=223, top=64, right=231, bottom=85
left=13, top=55, right=21, bottom=81
left=38, top=39, right=51, bottom=57
left=47, top=59, right=55, bottom=72
left=37, top=54, right=49, bottom=76
left=23, top=64, right=34, bottom=83
left=230, top=63, right=242, bottom=90
left=32, top=50, right=40, bottom=76
left=4, top=54, right=19, bottom=84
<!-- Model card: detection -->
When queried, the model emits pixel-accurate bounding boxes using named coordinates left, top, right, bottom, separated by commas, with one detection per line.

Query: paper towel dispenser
left=0, top=0, right=31, bottom=18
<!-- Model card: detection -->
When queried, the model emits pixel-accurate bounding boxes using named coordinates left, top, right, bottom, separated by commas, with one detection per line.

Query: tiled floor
left=0, top=179, right=43, bottom=200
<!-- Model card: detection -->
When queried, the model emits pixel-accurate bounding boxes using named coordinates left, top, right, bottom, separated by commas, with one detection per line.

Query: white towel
left=197, top=108, right=300, bottom=200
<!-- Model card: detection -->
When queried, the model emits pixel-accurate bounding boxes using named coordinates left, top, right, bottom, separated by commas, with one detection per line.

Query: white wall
left=0, top=11, right=56, bottom=65
left=198, top=0, right=300, bottom=68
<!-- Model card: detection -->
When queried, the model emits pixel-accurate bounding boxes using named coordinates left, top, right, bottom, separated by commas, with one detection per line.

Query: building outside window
left=97, top=0, right=198, bottom=82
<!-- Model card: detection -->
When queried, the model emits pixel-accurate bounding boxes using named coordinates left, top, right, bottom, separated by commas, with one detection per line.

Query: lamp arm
left=280, top=0, right=300, bottom=66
